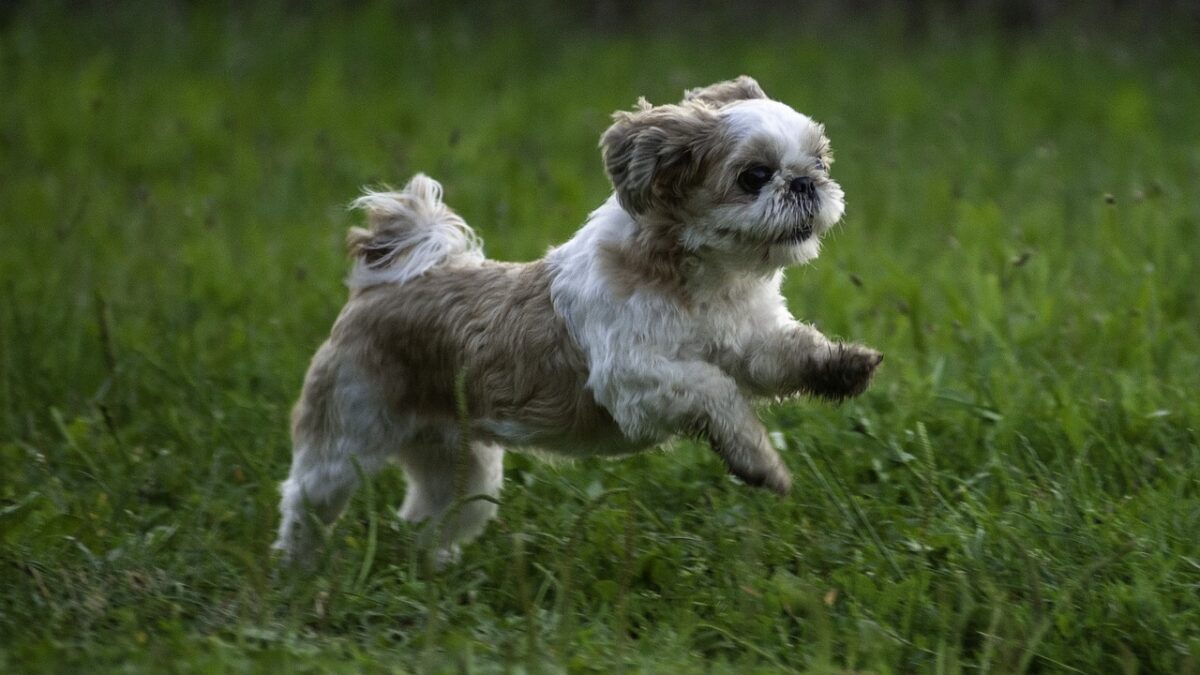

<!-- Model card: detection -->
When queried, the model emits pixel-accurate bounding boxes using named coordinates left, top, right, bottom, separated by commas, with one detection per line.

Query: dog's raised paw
left=763, top=467, right=793, bottom=496
left=803, top=343, right=883, bottom=401
left=731, top=461, right=793, bottom=496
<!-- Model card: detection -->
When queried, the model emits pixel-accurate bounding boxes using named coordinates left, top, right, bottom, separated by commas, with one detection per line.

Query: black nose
left=789, top=176, right=815, bottom=197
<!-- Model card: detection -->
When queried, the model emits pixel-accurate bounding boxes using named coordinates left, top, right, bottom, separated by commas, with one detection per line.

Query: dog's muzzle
left=789, top=176, right=816, bottom=199
left=776, top=220, right=815, bottom=244
left=780, top=178, right=820, bottom=242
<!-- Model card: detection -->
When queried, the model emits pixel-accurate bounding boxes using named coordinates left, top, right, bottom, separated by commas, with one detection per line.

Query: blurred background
left=2, top=1, right=1198, bottom=672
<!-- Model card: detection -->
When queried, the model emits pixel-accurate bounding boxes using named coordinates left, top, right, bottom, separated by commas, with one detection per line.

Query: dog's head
left=601, top=76, right=844, bottom=269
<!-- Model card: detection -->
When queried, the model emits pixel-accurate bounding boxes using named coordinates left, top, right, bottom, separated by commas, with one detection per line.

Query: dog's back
left=326, top=259, right=623, bottom=447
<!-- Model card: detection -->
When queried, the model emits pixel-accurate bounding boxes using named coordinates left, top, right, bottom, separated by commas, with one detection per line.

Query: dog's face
left=601, top=76, right=845, bottom=269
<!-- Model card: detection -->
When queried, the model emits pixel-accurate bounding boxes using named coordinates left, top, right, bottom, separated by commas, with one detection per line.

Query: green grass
left=3, top=2, right=1199, bottom=672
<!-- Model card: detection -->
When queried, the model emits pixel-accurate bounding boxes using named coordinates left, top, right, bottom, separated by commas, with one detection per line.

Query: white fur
left=681, top=99, right=845, bottom=270
left=347, top=174, right=484, bottom=289
left=275, top=359, right=396, bottom=563
left=548, top=196, right=818, bottom=445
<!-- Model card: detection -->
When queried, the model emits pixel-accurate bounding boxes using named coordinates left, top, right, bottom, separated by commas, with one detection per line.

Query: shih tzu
left=273, top=76, right=882, bottom=566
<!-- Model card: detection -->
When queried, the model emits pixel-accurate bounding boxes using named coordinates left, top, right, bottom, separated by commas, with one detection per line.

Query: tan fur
left=596, top=213, right=697, bottom=304
left=600, top=101, right=732, bottom=215
left=683, top=75, right=767, bottom=106
left=302, top=260, right=627, bottom=452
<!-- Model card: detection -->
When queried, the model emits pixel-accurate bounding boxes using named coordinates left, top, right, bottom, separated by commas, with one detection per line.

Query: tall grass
left=2, top=2, right=1198, bottom=672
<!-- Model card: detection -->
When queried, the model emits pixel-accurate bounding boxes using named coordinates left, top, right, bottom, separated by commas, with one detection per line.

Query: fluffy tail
left=346, top=174, right=484, bottom=290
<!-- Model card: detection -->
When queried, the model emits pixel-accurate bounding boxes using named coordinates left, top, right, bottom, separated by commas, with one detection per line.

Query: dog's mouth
left=774, top=221, right=814, bottom=245
left=770, top=193, right=820, bottom=246
left=715, top=219, right=816, bottom=249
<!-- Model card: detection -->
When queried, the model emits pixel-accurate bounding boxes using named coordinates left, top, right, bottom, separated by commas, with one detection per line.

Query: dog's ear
left=600, top=100, right=723, bottom=215
left=683, top=76, right=767, bottom=107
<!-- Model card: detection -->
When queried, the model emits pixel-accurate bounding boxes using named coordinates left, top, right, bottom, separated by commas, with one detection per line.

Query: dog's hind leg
left=273, top=441, right=385, bottom=567
left=273, top=352, right=391, bottom=566
left=398, top=437, right=504, bottom=567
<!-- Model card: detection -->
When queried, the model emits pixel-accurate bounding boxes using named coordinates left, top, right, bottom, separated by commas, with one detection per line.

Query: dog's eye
left=737, top=165, right=774, bottom=193
left=814, top=159, right=827, bottom=173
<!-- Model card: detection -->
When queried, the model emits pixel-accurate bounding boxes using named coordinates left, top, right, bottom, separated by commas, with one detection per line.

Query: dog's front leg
left=741, top=323, right=883, bottom=401
left=601, top=359, right=792, bottom=494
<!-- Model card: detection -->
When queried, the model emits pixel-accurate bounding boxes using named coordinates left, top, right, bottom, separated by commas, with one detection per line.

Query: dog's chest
left=685, top=280, right=789, bottom=352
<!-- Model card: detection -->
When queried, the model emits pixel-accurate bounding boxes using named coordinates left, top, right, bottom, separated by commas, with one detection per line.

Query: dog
left=273, top=76, right=882, bottom=566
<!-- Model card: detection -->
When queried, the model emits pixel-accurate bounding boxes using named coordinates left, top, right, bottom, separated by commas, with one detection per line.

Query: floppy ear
left=683, top=75, right=767, bottom=107
left=600, top=101, right=722, bottom=214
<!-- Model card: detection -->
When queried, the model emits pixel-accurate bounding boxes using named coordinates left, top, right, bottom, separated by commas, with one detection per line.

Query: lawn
left=2, top=2, right=1199, bottom=672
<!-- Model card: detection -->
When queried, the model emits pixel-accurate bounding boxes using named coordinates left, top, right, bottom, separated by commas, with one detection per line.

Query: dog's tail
left=346, top=174, right=484, bottom=290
